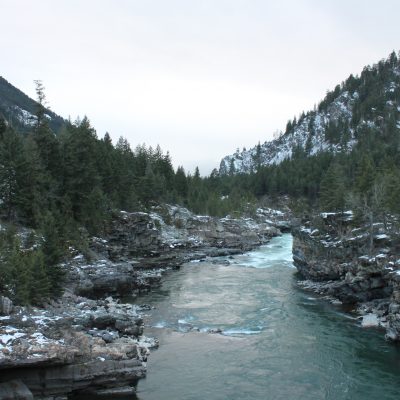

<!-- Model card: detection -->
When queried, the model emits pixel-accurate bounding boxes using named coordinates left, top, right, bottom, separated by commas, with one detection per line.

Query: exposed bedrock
left=0, top=295, right=150, bottom=399
left=0, top=359, right=145, bottom=399
left=97, top=205, right=285, bottom=261
left=292, top=212, right=400, bottom=340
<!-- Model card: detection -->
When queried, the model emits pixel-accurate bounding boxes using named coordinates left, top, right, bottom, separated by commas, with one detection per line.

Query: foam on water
left=231, top=235, right=294, bottom=269
left=222, top=327, right=263, bottom=336
left=152, top=321, right=167, bottom=328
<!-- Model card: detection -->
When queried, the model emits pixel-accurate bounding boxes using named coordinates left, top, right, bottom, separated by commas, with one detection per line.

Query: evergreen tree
left=82, top=186, right=109, bottom=234
left=194, top=166, right=201, bottom=180
left=32, top=80, right=59, bottom=178
left=355, top=154, right=376, bottom=195
left=60, top=117, right=100, bottom=221
left=175, top=166, right=188, bottom=199
left=114, top=137, right=137, bottom=210
left=27, top=249, right=50, bottom=305
left=253, top=142, right=262, bottom=171
left=320, top=162, right=346, bottom=211
left=229, top=158, right=236, bottom=175
left=40, top=211, right=65, bottom=297
left=384, top=170, right=400, bottom=213
left=0, top=127, right=25, bottom=220
left=97, top=132, right=117, bottom=202
left=0, top=116, right=6, bottom=138
left=11, top=249, right=31, bottom=305
left=17, top=137, right=47, bottom=226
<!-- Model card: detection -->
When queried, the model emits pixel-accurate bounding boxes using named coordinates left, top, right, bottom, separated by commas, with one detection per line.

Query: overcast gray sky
left=1, top=0, right=400, bottom=174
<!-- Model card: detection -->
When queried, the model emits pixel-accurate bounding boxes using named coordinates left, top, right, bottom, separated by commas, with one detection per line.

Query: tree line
left=0, top=82, right=255, bottom=305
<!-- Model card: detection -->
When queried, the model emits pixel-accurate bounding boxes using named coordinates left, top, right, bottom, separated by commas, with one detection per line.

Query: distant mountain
left=219, top=51, right=400, bottom=174
left=0, top=77, right=65, bottom=133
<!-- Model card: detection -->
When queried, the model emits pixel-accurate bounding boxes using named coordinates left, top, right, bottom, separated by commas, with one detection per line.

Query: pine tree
left=355, top=154, right=376, bottom=195
left=6, top=236, right=31, bottom=305
left=320, top=162, right=346, bottom=211
left=27, top=249, right=50, bottom=305
left=81, top=186, right=109, bottom=234
left=114, top=137, right=137, bottom=210
left=138, top=161, right=158, bottom=206
left=32, top=80, right=59, bottom=177
left=17, top=137, right=47, bottom=226
left=40, top=211, right=65, bottom=297
left=0, top=127, right=25, bottom=220
left=229, top=158, right=236, bottom=175
left=0, top=226, right=16, bottom=297
left=175, top=166, right=188, bottom=199
left=97, top=132, right=117, bottom=202
left=0, top=116, right=6, bottom=138
left=194, top=166, right=201, bottom=180
left=60, top=117, right=100, bottom=221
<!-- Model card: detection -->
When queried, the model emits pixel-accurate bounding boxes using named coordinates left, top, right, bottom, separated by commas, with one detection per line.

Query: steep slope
left=220, top=51, right=400, bottom=174
left=0, top=76, right=65, bottom=133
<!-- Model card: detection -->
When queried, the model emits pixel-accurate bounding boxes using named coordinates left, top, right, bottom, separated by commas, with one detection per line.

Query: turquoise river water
left=135, top=234, right=400, bottom=400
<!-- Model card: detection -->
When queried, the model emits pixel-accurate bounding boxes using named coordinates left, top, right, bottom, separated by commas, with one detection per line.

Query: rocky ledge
left=0, top=293, right=157, bottom=399
left=292, top=211, right=400, bottom=341
left=0, top=204, right=288, bottom=399
left=93, top=204, right=287, bottom=264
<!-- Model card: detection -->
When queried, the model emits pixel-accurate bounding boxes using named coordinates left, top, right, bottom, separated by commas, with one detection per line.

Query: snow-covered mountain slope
left=219, top=52, right=400, bottom=174
left=0, top=77, right=65, bottom=133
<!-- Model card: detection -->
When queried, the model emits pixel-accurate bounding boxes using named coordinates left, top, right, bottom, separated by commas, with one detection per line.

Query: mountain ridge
left=219, top=51, right=400, bottom=175
left=0, top=76, right=65, bottom=133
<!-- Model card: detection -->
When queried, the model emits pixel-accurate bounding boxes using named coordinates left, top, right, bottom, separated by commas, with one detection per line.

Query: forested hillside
left=216, top=51, right=400, bottom=214
left=0, top=77, right=64, bottom=133
left=220, top=51, right=400, bottom=176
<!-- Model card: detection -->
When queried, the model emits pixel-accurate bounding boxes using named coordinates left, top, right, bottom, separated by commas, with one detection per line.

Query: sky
left=1, top=0, right=400, bottom=174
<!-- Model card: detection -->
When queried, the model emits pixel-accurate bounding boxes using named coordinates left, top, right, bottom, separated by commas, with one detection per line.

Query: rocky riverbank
left=0, top=205, right=288, bottom=399
left=292, top=211, right=400, bottom=340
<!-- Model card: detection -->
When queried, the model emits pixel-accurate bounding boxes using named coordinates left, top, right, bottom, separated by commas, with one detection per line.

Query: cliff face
left=292, top=212, right=400, bottom=340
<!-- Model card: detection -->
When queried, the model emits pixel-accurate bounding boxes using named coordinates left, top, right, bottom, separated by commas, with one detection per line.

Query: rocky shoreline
left=0, top=205, right=287, bottom=399
left=292, top=211, right=400, bottom=340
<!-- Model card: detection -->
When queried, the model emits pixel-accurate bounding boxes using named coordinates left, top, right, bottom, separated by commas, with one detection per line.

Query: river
left=135, top=234, right=400, bottom=400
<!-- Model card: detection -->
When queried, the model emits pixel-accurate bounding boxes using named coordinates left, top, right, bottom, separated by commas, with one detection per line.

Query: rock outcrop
left=87, top=205, right=283, bottom=270
left=0, top=296, right=152, bottom=398
left=292, top=211, right=400, bottom=340
left=103, top=211, right=162, bottom=260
